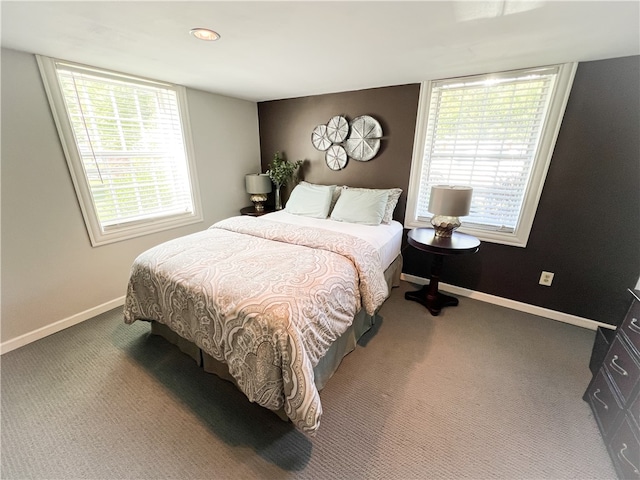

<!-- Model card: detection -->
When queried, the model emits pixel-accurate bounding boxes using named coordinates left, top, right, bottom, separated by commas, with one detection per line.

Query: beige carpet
left=1, top=281, right=616, bottom=479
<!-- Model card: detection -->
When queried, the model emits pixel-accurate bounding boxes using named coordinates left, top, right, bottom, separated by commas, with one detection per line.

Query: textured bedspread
left=123, top=216, right=389, bottom=434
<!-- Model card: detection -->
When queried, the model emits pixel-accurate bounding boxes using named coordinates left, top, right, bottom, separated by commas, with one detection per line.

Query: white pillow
left=342, top=186, right=402, bottom=224
left=330, top=188, right=390, bottom=225
left=285, top=182, right=336, bottom=218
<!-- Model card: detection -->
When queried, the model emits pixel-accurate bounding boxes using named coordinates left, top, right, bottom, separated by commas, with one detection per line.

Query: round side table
left=405, top=227, right=480, bottom=316
left=240, top=206, right=275, bottom=217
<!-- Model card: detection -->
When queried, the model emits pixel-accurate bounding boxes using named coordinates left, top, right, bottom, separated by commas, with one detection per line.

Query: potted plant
left=266, top=152, right=303, bottom=210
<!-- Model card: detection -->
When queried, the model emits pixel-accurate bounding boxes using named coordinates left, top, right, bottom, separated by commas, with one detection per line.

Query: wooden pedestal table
left=405, top=227, right=480, bottom=316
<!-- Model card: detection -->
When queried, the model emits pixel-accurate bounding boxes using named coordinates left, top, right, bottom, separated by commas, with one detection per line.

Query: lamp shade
left=428, top=185, right=473, bottom=216
left=245, top=174, right=272, bottom=194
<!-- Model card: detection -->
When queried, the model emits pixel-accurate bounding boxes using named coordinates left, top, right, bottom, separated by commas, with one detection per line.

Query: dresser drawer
left=604, top=336, right=640, bottom=405
left=609, top=416, right=640, bottom=480
left=586, top=369, right=623, bottom=436
left=590, top=326, right=616, bottom=375
left=621, top=298, right=640, bottom=354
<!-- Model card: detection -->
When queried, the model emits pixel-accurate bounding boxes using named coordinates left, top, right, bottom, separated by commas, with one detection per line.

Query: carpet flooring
left=1, top=281, right=616, bottom=479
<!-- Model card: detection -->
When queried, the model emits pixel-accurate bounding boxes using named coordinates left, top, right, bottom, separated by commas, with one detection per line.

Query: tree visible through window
left=405, top=64, right=576, bottom=247
left=38, top=56, right=202, bottom=246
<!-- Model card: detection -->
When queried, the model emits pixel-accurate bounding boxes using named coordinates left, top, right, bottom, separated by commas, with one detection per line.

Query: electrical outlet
left=539, top=271, right=554, bottom=286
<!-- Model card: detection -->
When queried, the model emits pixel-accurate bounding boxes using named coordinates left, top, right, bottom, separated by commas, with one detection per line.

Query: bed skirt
left=149, top=253, right=402, bottom=420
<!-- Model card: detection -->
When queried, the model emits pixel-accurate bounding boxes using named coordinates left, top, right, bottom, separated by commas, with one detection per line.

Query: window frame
left=37, top=55, right=203, bottom=247
left=405, top=63, right=577, bottom=247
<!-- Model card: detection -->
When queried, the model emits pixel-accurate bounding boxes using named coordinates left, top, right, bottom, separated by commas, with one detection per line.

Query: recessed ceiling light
left=189, top=28, right=220, bottom=41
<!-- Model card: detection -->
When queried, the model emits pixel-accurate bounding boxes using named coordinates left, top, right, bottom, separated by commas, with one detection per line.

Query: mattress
left=260, top=210, right=404, bottom=271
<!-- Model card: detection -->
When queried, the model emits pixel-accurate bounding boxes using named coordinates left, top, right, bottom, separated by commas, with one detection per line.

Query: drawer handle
left=617, top=443, right=640, bottom=475
left=592, top=389, right=608, bottom=410
left=610, top=355, right=628, bottom=376
left=629, top=317, right=640, bottom=334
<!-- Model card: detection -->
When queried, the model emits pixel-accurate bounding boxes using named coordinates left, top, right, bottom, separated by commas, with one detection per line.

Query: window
left=37, top=56, right=202, bottom=246
left=405, top=63, right=577, bottom=247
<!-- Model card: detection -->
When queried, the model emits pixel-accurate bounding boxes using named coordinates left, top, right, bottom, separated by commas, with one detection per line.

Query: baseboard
left=1, top=296, right=126, bottom=355
left=400, top=273, right=615, bottom=331
left=2, top=275, right=612, bottom=354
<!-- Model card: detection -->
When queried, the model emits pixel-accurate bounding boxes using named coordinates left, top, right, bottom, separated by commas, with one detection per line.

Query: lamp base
left=431, top=215, right=461, bottom=238
left=250, top=194, right=268, bottom=212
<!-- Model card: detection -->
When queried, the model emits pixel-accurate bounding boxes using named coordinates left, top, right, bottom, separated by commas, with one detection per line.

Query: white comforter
left=123, top=216, right=389, bottom=434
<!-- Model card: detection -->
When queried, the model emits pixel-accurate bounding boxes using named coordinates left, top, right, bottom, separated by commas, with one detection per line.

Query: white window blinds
left=38, top=55, right=202, bottom=246
left=54, top=62, right=195, bottom=228
left=405, top=63, right=576, bottom=247
left=416, top=66, right=559, bottom=233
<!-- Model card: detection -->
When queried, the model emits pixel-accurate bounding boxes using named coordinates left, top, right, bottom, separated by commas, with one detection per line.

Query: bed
left=124, top=184, right=403, bottom=435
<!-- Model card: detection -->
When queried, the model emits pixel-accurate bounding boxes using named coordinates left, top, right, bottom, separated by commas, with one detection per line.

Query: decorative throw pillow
left=330, top=188, right=390, bottom=225
left=285, top=182, right=336, bottom=218
left=342, top=186, right=402, bottom=223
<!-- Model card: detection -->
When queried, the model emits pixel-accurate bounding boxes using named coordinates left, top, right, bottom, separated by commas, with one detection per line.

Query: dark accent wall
left=257, top=57, right=640, bottom=326
left=258, top=84, right=420, bottom=223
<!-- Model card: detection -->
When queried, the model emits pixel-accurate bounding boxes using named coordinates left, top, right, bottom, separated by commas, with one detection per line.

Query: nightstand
left=240, top=206, right=275, bottom=217
left=404, top=227, right=480, bottom=316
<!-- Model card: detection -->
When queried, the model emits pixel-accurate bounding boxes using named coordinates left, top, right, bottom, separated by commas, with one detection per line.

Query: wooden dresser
left=584, top=289, right=640, bottom=479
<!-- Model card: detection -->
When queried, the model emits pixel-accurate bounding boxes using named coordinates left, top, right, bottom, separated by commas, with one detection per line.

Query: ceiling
left=2, top=1, right=639, bottom=102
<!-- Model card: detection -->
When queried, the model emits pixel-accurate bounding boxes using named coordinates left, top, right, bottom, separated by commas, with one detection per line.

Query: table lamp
left=428, top=185, right=473, bottom=238
left=245, top=174, right=272, bottom=212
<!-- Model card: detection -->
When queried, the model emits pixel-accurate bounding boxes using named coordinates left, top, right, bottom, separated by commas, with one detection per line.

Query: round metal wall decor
left=325, top=115, right=349, bottom=143
left=311, top=124, right=332, bottom=151
left=311, top=113, right=384, bottom=169
left=344, top=115, right=383, bottom=161
left=325, top=144, right=347, bottom=171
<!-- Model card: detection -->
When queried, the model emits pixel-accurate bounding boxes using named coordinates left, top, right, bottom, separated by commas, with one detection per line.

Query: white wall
left=1, top=48, right=261, bottom=349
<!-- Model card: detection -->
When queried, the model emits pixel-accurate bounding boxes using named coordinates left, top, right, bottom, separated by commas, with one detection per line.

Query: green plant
left=266, top=152, right=303, bottom=187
